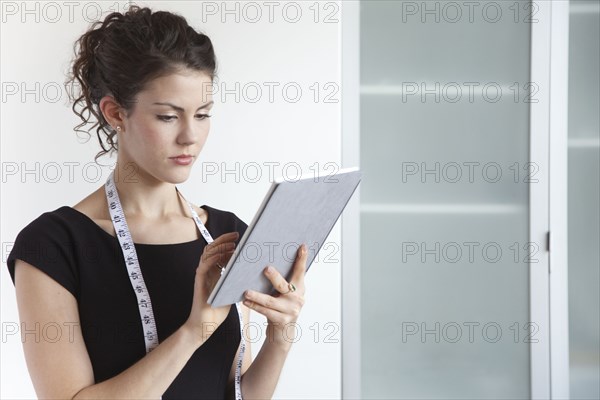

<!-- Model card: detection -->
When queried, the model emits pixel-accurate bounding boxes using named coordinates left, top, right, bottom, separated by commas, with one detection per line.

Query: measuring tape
left=105, top=170, right=246, bottom=399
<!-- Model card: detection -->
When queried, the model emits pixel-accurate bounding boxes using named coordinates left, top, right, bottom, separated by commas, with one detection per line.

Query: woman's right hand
left=184, top=231, right=239, bottom=344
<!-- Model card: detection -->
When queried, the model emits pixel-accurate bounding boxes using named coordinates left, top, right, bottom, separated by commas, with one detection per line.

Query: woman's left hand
left=243, top=243, right=308, bottom=350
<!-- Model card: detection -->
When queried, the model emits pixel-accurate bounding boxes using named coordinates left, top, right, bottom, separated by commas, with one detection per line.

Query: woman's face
left=117, top=69, right=213, bottom=185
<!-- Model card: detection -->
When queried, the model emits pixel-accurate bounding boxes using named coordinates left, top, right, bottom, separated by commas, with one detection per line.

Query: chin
left=170, top=174, right=191, bottom=185
left=159, top=170, right=191, bottom=185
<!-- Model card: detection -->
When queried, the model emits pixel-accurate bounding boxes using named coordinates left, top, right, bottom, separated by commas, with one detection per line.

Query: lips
left=170, top=155, right=194, bottom=165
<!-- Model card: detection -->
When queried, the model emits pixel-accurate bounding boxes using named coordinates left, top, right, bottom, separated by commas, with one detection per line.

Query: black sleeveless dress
left=6, top=205, right=248, bottom=399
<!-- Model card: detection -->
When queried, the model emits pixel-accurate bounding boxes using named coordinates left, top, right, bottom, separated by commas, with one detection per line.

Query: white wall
left=0, top=1, right=341, bottom=398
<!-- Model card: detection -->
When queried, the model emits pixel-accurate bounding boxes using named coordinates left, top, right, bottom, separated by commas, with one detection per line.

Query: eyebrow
left=152, top=101, right=214, bottom=112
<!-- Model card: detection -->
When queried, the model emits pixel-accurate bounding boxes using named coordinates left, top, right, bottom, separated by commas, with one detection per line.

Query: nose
left=176, top=118, right=199, bottom=146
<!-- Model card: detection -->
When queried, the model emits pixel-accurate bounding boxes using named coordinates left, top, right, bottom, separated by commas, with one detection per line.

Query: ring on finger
left=216, top=262, right=225, bottom=275
left=283, top=282, right=296, bottom=294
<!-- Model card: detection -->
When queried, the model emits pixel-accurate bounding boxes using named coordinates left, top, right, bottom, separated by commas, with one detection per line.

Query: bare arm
left=239, top=326, right=293, bottom=400
left=14, top=231, right=239, bottom=399
left=225, top=244, right=308, bottom=399
left=226, top=304, right=293, bottom=400
left=15, top=259, right=207, bottom=399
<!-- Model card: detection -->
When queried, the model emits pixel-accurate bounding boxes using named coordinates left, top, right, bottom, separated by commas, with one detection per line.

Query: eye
left=196, top=114, right=212, bottom=120
left=157, top=115, right=177, bottom=122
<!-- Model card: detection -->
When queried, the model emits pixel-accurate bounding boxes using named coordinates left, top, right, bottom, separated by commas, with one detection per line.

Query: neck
left=112, top=161, right=187, bottom=220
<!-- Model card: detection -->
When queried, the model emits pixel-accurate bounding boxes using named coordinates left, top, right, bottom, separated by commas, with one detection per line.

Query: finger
left=220, top=249, right=237, bottom=266
left=263, top=266, right=293, bottom=295
left=243, top=298, right=285, bottom=321
left=204, top=249, right=235, bottom=285
left=216, top=231, right=240, bottom=241
left=207, top=233, right=239, bottom=251
left=202, top=241, right=236, bottom=260
left=214, top=249, right=237, bottom=274
left=206, top=232, right=239, bottom=250
left=217, top=247, right=236, bottom=261
left=290, top=243, right=308, bottom=286
left=214, top=248, right=236, bottom=266
left=205, top=236, right=236, bottom=250
left=200, top=248, right=236, bottom=272
left=243, top=290, right=289, bottom=315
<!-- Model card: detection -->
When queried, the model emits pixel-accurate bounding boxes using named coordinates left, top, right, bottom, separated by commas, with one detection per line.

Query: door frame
left=341, top=1, right=361, bottom=398
left=530, top=1, right=571, bottom=398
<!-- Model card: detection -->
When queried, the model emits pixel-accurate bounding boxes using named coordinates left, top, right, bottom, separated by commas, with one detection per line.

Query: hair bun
left=65, top=5, right=217, bottom=163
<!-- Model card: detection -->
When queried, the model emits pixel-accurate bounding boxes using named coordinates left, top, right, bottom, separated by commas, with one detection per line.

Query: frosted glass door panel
left=360, top=1, right=532, bottom=398
left=568, top=1, right=600, bottom=399
left=361, top=3, right=530, bottom=85
left=568, top=1, right=600, bottom=141
left=360, top=96, right=530, bottom=205
left=361, top=213, right=530, bottom=398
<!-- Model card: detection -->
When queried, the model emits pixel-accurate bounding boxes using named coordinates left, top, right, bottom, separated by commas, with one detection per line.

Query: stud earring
left=116, top=126, right=122, bottom=131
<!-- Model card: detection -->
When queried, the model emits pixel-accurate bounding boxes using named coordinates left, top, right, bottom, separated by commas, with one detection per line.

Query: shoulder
left=201, top=205, right=248, bottom=243
left=12, top=206, right=78, bottom=241
left=203, top=205, right=248, bottom=229
left=11, top=185, right=106, bottom=247
left=6, top=186, right=104, bottom=291
left=71, top=187, right=116, bottom=236
left=6, top=206, right=82, bottom=297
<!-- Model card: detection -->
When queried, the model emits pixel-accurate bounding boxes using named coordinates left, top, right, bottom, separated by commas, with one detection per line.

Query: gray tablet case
left=208, top=167, right=362, bottom=307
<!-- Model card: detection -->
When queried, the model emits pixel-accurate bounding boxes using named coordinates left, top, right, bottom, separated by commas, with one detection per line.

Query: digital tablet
left=207, top=166, right=362, bottom=307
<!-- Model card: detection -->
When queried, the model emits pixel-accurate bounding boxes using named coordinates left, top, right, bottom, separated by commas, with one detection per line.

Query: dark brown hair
left=65, top=5, right=217, bottom=163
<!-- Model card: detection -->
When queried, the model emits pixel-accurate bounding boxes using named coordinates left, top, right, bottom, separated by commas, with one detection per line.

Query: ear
left=99, top=95, right=126, bottom=130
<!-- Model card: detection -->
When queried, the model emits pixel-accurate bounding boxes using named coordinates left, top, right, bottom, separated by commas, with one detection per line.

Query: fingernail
left=301, top=244, right=307, bottom=255
left=244, top=290, right=252, bottom=298
left=266, top=266, right=274, bottom=274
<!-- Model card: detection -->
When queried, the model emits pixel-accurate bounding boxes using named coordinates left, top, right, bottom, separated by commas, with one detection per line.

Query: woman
left=6, top=5, right=307, bottom=399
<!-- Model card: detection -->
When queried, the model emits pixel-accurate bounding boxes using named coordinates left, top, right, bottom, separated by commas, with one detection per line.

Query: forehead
left=138, top=70, right=213, bottom=104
